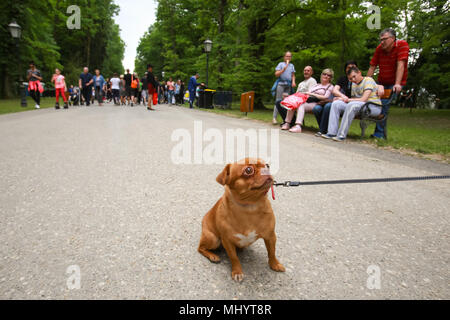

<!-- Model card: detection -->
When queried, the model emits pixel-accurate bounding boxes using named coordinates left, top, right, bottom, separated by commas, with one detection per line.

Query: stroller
left=69, top=86, right=81, bottom=106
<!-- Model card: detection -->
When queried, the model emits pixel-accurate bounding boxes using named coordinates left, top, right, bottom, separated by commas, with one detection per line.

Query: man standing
left=79, top=67, right=93, bottom=106
left=27, top=61, right=44, bottom=109
left=367, top=28, right=409, bottom=138
left=146, top=64, right=158, bottom=110
left=141, top=72, right=148, bottom=105
left=110, top=73, right=121, bottom=105
left=124, top=69, right=132, bottom=106
left=188, top=73, right=202, bottom=109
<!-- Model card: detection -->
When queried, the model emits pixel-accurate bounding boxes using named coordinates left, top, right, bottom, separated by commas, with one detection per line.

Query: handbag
left=131, top=75, right=138, bottom=89
left=280, top=92, right=309, bottom=110
left=306, top=96, right=321, bottom=103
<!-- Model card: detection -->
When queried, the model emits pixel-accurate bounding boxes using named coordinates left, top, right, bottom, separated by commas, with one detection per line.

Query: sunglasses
left=322, top=73, right=332, bottom=77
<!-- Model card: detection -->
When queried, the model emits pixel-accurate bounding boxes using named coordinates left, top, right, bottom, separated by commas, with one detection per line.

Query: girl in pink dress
left=51, top=68, right=68, bottom=109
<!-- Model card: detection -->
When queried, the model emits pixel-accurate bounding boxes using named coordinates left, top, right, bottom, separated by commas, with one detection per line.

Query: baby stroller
left=69, top=86, right=81, bottom=106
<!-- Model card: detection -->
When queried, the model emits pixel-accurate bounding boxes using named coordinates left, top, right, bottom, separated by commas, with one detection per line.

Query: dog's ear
left=216, top=164, right=231, bottom=186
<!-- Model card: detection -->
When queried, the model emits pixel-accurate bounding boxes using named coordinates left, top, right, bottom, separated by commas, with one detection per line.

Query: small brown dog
left=198, top=158, right=285, bottom=282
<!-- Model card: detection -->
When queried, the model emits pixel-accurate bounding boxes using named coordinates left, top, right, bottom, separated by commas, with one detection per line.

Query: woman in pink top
left=51, top=68, right=68, bottom=109
left=167, top=77, right=175, bottom=105
left=281, top=68, right=334, bottom=133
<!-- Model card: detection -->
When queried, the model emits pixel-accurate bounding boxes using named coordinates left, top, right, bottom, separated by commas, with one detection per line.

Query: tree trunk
left=248, top=15, right=269, bottom=109
left=217, top=0, right=227, bottom=90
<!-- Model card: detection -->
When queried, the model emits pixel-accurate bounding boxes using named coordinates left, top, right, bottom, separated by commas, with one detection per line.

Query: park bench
left=356, top=88, right=394, bottom=139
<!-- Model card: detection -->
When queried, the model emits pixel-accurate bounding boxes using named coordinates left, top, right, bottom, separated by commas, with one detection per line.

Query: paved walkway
left=0, top=102, right=449, bottom=299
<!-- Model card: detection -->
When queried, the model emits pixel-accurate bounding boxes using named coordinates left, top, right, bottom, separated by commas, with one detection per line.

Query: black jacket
left=146, top=72, right=157, bottom=88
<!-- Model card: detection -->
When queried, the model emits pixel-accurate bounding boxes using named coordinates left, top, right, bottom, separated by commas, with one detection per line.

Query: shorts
left=125, top=86, right=132, bottom=97
left=141, top=89, right=148, bottom=100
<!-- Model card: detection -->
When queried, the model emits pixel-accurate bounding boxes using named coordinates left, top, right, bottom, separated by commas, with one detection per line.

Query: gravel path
left=0, top=102, right=448, bottom=299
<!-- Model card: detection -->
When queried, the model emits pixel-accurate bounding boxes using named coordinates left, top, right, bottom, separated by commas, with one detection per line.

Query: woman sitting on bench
left=281, top=68, right=334, bottom=133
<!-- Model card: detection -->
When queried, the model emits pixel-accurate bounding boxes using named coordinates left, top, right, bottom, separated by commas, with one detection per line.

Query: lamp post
left=203, top=39, right=212, bottom=87
left=8, top=21, right=27, bottom=107
left=161, top=71, right=165, bottom=80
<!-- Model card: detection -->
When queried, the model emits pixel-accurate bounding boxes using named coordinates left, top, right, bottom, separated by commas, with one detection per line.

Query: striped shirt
left=351, top=77, right=381, bottom=104
left=370, top=40, right=409, bottom=86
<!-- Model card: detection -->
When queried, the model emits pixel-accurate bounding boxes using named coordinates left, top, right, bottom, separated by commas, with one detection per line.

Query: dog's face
left=216, top=158, right=273, bottom=203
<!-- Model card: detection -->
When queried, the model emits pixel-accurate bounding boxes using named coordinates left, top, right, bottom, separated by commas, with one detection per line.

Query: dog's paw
left=208, top=254, right=221, bottom=263
left=231, top=271, right=244, bottom=282
left=269, top=261, right=286, bottom=272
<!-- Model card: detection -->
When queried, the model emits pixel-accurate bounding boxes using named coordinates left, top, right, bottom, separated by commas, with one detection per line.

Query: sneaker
left=332, top=136, right=346, bottom=142
left=272, top=119, right=278, bottom=125
left=289, top=124, right=302, bottom=133
left=321, top=134, right=335, bottom=139
left=131, top=102, right=134, bottom=107
left=55, top=103, right=60, bottom=109
left=370, top=134, right=384, bottom=139
left=281, top=123, right=291, bottom=130
left=63, top=103, right=68, bottom=109
left=315, top=132, right=322, bottom=137
left=35, top=104, right=40, bottom=109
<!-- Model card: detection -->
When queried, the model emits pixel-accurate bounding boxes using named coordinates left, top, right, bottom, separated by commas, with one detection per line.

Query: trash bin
left=199, top=89, right=215, bottom=108
left=213, top=91, right=232, bottom=109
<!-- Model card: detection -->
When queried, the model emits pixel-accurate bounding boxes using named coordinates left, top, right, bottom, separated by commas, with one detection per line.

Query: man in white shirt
left=110, top=73, right=121, bottom=105
left=296, top=66, right=317, bottom=93
left=275, top=65, right=317, bottom=126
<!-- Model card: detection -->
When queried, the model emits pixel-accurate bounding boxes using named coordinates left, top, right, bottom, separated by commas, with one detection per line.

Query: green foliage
left=135, top=0, right=449, bottom=109
left=0, top=0, right=125, bottom=98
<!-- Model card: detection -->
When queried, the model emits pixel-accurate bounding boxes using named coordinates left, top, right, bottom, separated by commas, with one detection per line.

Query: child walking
left=51, top=68, right=68, bottom=109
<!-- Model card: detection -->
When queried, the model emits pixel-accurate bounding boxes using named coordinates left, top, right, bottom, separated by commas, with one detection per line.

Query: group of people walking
left=26, top=63, right=200, bottom=111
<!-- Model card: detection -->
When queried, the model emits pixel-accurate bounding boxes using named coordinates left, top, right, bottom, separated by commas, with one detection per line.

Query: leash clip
left=273, top=180, right=301, bottom=187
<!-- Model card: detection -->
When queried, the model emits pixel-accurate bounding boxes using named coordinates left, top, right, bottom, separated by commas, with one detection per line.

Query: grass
left=0, top=97, right=57, bottom=115
left=180, top=101, right=450, bottom=160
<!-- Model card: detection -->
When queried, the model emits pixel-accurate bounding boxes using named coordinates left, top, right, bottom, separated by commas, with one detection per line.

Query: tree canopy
left=0, top=0, right=125, bottom=98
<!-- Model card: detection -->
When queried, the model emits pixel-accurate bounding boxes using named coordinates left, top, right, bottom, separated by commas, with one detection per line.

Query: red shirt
left=370, top=40, right=409, bottom=86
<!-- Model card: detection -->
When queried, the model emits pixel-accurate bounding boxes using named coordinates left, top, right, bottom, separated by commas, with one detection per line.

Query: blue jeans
left=168, top=90, right=175, bottom=104
left=373, top=85, right=398, bottom=138
left=312, top=102, right=332, bottom=134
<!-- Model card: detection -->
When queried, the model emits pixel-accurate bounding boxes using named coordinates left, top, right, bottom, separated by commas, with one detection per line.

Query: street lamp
left=8, top=21, right=22, bottom=38
left=161, top=71, right=165, bottom=79
left=203, top=39, right=212, bottom=87
left=8, top=20, right=27, bottom=107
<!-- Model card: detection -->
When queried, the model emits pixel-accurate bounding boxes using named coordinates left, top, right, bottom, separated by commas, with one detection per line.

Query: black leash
left=273, top=175, right=450, bottom=187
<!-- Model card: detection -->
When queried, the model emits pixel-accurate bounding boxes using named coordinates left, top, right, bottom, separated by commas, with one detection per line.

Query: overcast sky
left=114, top=0, right=157, bottom=71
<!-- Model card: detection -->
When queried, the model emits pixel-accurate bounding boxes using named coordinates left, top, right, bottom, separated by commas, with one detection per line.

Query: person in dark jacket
left=146, top=64, right=158, bottom=110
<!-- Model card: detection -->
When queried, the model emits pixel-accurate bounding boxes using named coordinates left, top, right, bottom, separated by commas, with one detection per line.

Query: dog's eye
left=244, top=166, right=254, bottom=175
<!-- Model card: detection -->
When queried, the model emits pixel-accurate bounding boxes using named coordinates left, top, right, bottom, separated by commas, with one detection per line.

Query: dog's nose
left=260, top=167, right=271, bottom=176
